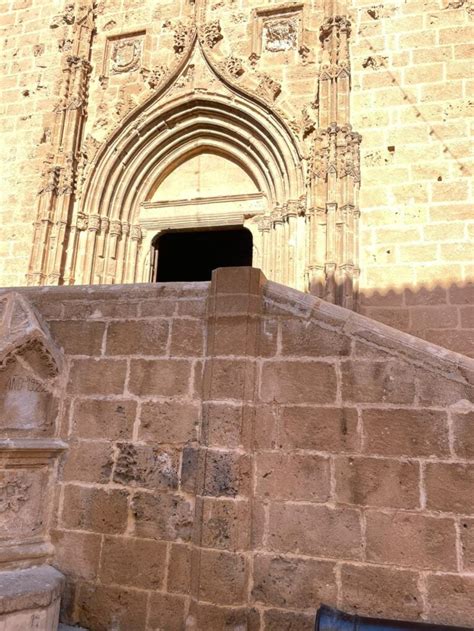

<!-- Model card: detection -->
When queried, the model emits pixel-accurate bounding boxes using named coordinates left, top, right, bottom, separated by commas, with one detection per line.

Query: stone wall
left=5, top=268, right=473, bottom=630
left=352, top=0, right=474, bottom=355
left=0, top=0, right=472, bottom=357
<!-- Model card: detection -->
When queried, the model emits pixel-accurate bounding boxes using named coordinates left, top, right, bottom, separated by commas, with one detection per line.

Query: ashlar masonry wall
left=3, top=267, right=473, bottom=630
left=351, top=0, right=473, bottom=353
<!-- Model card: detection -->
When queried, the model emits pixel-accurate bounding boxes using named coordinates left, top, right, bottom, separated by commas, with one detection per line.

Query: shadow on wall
left=357, top=281, right=474, bottom=358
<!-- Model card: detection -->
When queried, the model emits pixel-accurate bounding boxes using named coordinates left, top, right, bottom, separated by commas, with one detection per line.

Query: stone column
left=186, top=267, right=266, bottom=628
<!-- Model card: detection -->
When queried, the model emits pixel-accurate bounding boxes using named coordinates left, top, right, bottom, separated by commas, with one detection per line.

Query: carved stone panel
left=0, top=360, right=56, bottom=437
left=0, top=468, right=47, bottom=541
left=104, top=32, right=145, bottom=77
left=263, top=18, right=297, bottom=52
left=252, top=4, right=304, bottom=58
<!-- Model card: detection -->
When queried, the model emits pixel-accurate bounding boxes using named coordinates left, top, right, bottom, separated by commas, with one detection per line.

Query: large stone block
left=256, top=452, right=330, bottom=502
left=99, top=536, right=167, bottom=590
left=128, top=359, right=192, bottom=396
left=335, top=456, right=420, bottom=509
left=340, top=564, right=423, bottom=620
left=365, top=510, right=457, bottom=571
left=260, top=361, right=338, bottom=404
left=267, top=503, right=363, bottom=560
left=131, top=491, right=193, bottom=542
left=62, top=485, right=128, bottom=534
left=252, top=554, right=336, bottom=609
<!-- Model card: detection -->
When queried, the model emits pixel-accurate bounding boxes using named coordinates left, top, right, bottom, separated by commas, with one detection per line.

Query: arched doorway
left=71, top=94, right=305, bottom=288
left=153, top=227, right=252, bottom=282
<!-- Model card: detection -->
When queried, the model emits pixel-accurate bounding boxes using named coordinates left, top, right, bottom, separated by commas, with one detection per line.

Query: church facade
left=0, top=0, right=473, bottom=354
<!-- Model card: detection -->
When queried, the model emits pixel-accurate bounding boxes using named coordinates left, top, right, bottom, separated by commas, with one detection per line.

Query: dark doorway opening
left=155, top=227, right=253, bottom=282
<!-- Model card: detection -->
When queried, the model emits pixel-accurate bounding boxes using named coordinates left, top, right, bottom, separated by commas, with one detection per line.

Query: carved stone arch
left=73, top=82, right=305, bottom=286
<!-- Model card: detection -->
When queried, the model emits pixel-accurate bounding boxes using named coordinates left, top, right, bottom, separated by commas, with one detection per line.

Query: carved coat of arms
left=110, top=38, right=142, bottom=74
left=263, top=19, right=297, bottom=52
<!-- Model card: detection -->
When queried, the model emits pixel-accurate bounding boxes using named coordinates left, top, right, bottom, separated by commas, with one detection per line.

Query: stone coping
left=265, top=280, right=474, bottom=377
left=0, top=565, right=64, bottom=615
left=0, top=439, right=68, bottom=452
left=0, top=281, right=211, bottom=300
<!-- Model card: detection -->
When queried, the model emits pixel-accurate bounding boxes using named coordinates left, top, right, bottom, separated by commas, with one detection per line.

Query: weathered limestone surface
left=0, top=565, right=63, bottom=630
left=2, top=268, right=472, bottom=630
left=0, top=0, right=472, bottom=356
left=0, top=294, right=67, bottom=630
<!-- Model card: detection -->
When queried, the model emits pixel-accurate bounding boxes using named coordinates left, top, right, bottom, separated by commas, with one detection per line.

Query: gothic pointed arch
left=69, top=45, right=306, bottom=286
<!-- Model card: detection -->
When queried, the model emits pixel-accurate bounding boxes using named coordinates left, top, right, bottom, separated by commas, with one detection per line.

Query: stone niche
left=0, top=293, right=66, bottom=631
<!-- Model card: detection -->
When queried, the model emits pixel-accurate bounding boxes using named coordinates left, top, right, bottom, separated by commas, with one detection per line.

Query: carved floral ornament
left=201, top=19, right=223, bottom=48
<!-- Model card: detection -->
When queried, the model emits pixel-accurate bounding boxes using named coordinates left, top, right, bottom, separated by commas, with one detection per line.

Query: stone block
left=202, top=402, right=245, bottom=448
left=252, top=554, right=336, bottom=609
left=197, top=549, right=248, bottom=606
left=200, top=498, right=250, bottom=551
left=362, top=409, right=449, bottom=457
left=206, top=358, right=256, bottom=401
left=341, top=360, right=415, bottom=404
left=267, top=503, right=362, bottom=560
left=340, top=564, right=423, bottom=620
left=62, top=440, right=113, bottom=484
left=106, top=319, right=169, bottom=356
left=128, top=359, right=192, bottom=396
left=180, top=446, right=199, bottom=493
left=280, top=406, right=359, bottom=452
left=67, top=359, right=127, bottom=395
left=210, top=266, right=265, bottom=296
left=256, top=452, right=330, bottom=502
left=461, top=518, right=474, bottom=571
left=75, top=583, right=147, bottom=631
left=0, top=565, right=64, bottom=616
left=72, top=398, right=136, bottom=440
left=452, top=410, right=474, bottom=459
left=99, top=535, right=167, bottom=589
left=426, top=574, right=474, bottom=626
left=365, top=510, right=457, bottom=571
left=131, top=491, right=193, bottom=541
left=51, top=529, right=102, bottom=581
left=202, top=450, right=251, bottom=498
left=335, top=456, right=420, bottom=509
left=280, top=318, right=351, bottom=357
left=262, top=609, right=314, bottom=631
left=425, top=463, right=474, bottom=514
left=208, top=315, right=260, bottom=357
left=49, top=320, right=105, bottom=356
left=139, top=400, right=198, bottom=444
left=186, top=602, right=253, bottom=629
left=113, top=443, right=180, bottom=491
left=170, top=318, right=205, bottom=356
left=168, top=543, right=192, bottom=594
left=148, top=592, right=186, bottom=631
left=260, top=360, right=338, bottom=404
left=62, top=485, right=128, bottom=534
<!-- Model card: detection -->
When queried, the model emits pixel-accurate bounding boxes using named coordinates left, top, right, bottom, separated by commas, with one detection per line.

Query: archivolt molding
left=69, top=85, right=305, bottom=284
